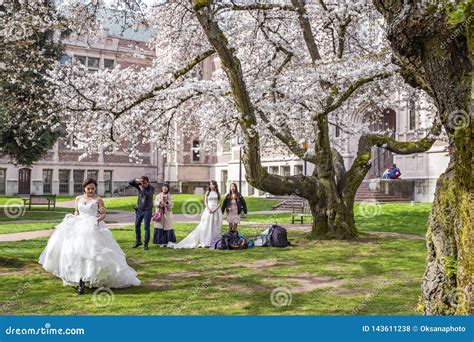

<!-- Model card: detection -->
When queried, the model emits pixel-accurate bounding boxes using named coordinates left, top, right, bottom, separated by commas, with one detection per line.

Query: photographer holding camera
left=129, top=176, right=155, bottom=250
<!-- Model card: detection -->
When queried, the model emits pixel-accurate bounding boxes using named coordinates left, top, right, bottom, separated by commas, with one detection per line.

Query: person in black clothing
left=221, top=183, right=247, bottom=233
left=129, top=176, right=155, bottom=250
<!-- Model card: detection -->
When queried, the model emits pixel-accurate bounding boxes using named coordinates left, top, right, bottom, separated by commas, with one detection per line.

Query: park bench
left=291, top=200, right=312, bottom=224
left=23, top=194, right=56, bottom=211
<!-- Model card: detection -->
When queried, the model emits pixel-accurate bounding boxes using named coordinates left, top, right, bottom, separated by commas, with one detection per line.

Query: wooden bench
left=23, top=194, right=56, bottom=211
left=291, top=201, right=312, bottom=224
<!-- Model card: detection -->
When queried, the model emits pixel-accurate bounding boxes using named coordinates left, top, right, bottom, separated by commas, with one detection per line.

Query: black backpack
left=223, top=231, right=248, bottom=250
left=268, top=225, right=289, bottom=247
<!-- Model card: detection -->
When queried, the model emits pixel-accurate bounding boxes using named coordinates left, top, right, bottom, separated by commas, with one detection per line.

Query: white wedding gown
left=39, top=200, right=141, bottom=288
left=169, top=191, right=223, bottom=249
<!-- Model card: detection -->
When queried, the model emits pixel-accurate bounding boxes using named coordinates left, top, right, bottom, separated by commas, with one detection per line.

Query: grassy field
left=242, top=203, right=431, bottom=236
left=0, top=222, right=60, bottom=235
left=104, top=195, right=281, bottom=213
left=0, top=196, right=76, bottom=205
left=0, top=210, right=72, bottom=222
left=0, top=223, right=426, bottom=315
left=0, top=201, right=430, bottom=315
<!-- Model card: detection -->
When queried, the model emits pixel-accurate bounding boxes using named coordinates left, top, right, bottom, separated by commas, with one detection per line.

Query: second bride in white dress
left=169, top=180, right=223, bottom=249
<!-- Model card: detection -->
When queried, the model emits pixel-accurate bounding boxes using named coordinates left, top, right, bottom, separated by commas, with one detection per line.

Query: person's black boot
left=132, top=241, right=143, bottom=248
left=77, top=279, right=85, bottom=295
left=143, top=244, right=149, bottom=250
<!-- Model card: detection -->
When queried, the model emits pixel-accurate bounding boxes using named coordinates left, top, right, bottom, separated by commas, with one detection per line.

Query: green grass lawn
left=0, top=223, right=426, bottom=315
left=0, top=196, right=76, bottom=205
left=242, top=203, right=431, bottom=236
left=0, top=211, right=72, bottom=222
left=0, top=222, right=60, bottom=235
left=104, top=195, right=281, bottom=213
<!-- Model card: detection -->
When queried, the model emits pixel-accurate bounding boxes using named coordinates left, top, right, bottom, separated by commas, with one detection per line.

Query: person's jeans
left=135, top=209, right=152, bottom=245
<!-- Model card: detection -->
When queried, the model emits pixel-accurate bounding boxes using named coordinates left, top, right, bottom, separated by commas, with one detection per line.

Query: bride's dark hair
left=82, top=178, right=98, bottom=191
left=207, top=180, right=220, bottom=201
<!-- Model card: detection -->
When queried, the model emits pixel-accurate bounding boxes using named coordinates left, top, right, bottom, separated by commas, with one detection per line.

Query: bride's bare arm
left=97, top=198, right=106, bottom=221
left=74, top=196, right=80, bottom=216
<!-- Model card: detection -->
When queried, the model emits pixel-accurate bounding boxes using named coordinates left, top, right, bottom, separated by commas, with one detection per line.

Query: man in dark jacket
left=129, top=176, right=155, bottom=250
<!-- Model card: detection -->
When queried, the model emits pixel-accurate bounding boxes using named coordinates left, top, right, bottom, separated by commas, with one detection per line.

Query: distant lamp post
left=238, top=136, right=244, bottom=191
left=302, top=143, right=308, bottom=176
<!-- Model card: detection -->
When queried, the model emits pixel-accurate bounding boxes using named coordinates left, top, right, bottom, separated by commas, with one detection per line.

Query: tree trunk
left=308, top=197, right=357, bottom=239
left=373, top=1, right=473, bottom=315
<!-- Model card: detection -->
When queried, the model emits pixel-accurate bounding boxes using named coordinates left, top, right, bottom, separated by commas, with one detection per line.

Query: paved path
left=0, top=218, right=425, bottom=243
left=0, top=201, right=423, bottom=243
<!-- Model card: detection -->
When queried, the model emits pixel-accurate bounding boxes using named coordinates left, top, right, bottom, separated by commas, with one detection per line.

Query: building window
left=74, top=55, right=100, bottom=72
left=0, top=169, right=6, bottom=195
left=104, top=170, right=113, bottom=194
left=104, top=59, right=115, bottom=70
left=294, top=165, right=303, bottom=175
left=75, top=55, right=87, bottom=66
left=43, top=169, right=53, bottom=194
left=73, top=170, right=85, bottom=194
left=281, top=166, right=291, bottom=177
left=222, top=139, right=231, bottom=153
left=335, top=125, right=341, bottom=137
left=87, top=170, right=99, bottom=180
left=220, top=170, right=228, bottom=194
left=87, top=57, right=100, bottom=69
left=192, top=140, right=200, bottom=162
left=270, top=166, right=279, bottom=175
left=409, top=97, right=416, bottom=131
left=58, top=170, right=70, bottom=195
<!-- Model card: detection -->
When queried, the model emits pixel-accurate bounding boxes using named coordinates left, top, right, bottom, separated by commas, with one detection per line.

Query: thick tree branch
left=111, top=49, right=215, bottom=117
left=319, top=71, right=392, bottom=118
left=216, top=1, right=297, bottom=12
left=340, top=118, right=442, bottom=203
left=256, top=108, right=316, bottom=164
left=192, top=1, right=320, bottom=199
left=290, top=0, right=321, bottom=62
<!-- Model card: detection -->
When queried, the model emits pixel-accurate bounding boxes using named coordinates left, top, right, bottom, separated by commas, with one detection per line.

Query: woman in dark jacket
left=221, top=183, right=247, bottom=232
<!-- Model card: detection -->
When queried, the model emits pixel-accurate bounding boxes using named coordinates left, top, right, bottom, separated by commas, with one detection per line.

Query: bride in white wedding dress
left=39, top=178, right=140, bottom=294
left=169, top=180, right=223, bottom=249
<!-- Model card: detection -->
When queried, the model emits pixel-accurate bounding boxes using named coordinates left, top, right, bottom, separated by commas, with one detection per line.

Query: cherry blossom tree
left=3, top=0, right=471, bottom=315
left=48, top=0, right=440, bottom=240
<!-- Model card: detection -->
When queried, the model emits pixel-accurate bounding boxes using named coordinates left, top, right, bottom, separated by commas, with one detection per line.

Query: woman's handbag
left=152, top=211, right=162, bottom=222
